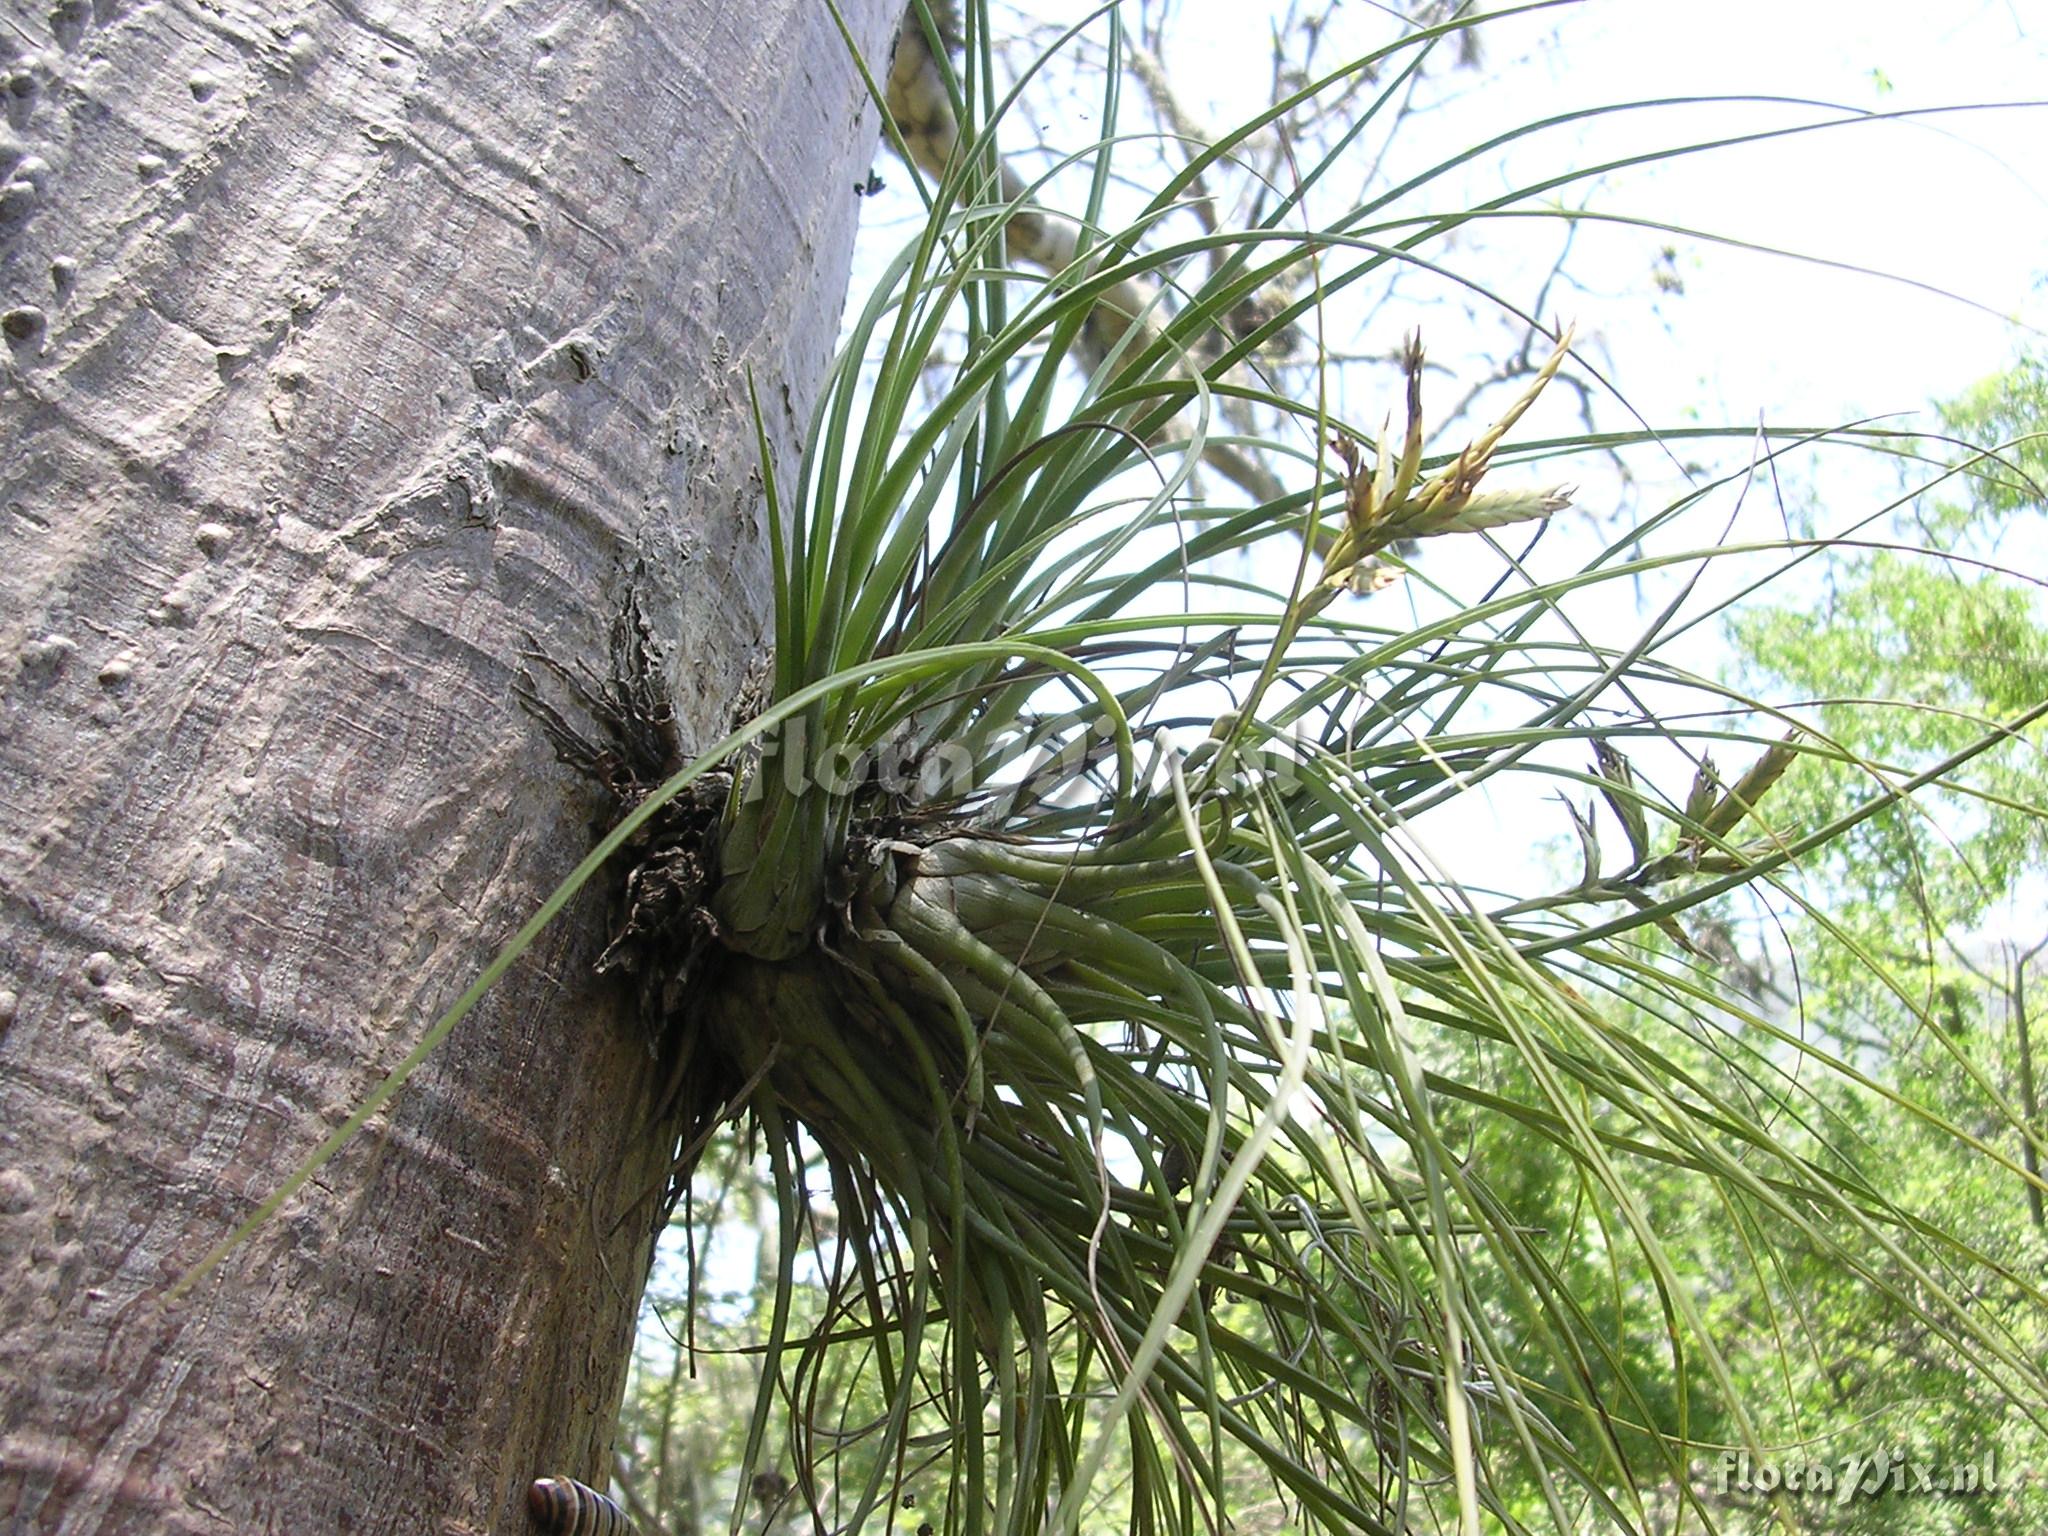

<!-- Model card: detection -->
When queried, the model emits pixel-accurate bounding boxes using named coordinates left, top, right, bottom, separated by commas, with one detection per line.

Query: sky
left=884, top=0, right=2048, bottom=569
left=1502, top=1, right=2047, bottom=423
left=1166, top=0, right=2048, bottom=427
left=855, top=1, right=2048, bottom=494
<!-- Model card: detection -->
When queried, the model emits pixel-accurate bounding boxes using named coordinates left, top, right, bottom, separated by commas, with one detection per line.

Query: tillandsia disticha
left=573, top=320, right=1609, bottom=1535
left=590, top=218, right=1850, bottom=1517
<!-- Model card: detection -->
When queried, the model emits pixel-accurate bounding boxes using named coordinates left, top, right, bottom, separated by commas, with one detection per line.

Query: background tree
left=0, top=1, right=900, bottom=1529
left=1687, top=351, right=2048, bottom=1533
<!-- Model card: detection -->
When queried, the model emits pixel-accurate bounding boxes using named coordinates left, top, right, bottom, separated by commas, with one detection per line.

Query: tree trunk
left=0, top=0, right=898, bottom=1529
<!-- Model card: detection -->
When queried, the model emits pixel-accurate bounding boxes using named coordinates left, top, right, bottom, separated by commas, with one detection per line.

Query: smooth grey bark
left=0, top=0, right=898, bottom=1529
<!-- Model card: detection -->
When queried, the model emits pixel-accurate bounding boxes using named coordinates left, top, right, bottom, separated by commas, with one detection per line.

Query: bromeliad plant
left=209, top=4, right=2048, bottom=1533
left=680, top=310, right=1600, bottom=1532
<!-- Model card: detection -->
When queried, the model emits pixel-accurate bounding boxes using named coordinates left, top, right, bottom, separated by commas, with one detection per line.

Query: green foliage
left=1930, top=353, right=2048, bottom=531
